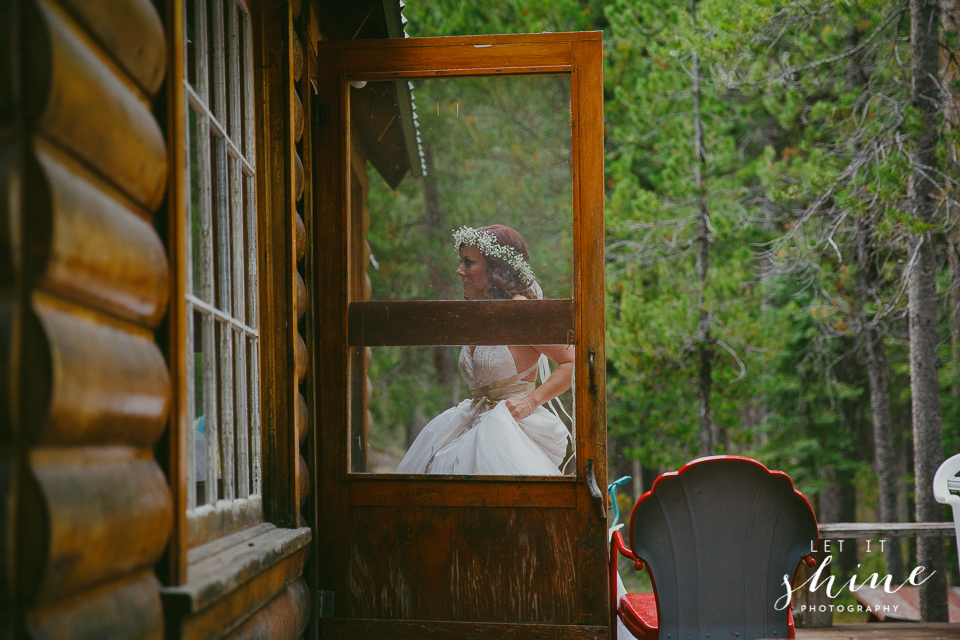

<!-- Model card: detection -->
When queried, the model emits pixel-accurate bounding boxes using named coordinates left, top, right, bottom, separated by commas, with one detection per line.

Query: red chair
left=610, top=456, right=818, bottom=640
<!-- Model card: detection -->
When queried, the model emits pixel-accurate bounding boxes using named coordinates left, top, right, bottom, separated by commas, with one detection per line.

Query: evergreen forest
left=359, top=0, right=960, bottom=622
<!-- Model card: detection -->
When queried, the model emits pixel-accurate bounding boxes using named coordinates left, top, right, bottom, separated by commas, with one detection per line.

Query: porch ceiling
left=318, top=0, right=425, bottom=189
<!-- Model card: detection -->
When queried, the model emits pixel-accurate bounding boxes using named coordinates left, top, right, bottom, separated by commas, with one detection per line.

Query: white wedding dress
left=396, top=345, right=571, bottom=475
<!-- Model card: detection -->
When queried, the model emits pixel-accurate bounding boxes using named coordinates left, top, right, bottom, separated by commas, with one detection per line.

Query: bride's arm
left=505, top=344, right=574, bottom=420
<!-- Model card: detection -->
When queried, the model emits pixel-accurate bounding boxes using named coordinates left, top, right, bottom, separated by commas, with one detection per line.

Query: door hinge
left=317, top=590, right=335, bottom=618
left=311, top=97, right=329, bottom=127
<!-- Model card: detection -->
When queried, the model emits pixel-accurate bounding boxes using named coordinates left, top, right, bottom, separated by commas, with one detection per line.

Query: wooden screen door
left=314, top=32, right=607, bottom=639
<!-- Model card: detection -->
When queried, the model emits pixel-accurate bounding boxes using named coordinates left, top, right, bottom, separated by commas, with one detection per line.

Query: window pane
left=211, top=132, right=232, bottom=313
left=248, top=336, right=261, bottom=495
left=216, top=318, right=235, bottom=501
left=230, top=156, right=245, bottom=324
left=245, top=175, right=258, bottom=326
left=233, top=328, right=249, bottom=498
left=240, top=10, right=254, bottom=158
left=207, top=0, right=226, bottom=123
left=188, top=107, right=205, bottom=298
left=352, top=346, right=576, bottom=476
left=185, top=0, right=199, bottom=89
left=347, top=73, right=577, bottom=477
left=353, top=75, right=574, bottom=302
left=225, top=1, right=240, bottom=141
left=196, top=310, right=219, bottom=506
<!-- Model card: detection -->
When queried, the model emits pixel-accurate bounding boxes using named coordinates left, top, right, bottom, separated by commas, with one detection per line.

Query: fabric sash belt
left=424, top=362, right=538, bottom=472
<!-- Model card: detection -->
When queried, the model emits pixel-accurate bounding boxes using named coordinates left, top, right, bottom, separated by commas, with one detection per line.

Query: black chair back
left=629, top=456, right=817, bottom=640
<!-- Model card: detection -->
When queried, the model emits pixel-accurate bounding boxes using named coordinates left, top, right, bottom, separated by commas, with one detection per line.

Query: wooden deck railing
left=817, top=522, right=954, bottom=538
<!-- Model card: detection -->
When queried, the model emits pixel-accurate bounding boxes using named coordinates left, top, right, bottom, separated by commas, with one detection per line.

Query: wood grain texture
left=795, top=624, right=960, bottom=639
left=176, top=552, right=309, bottom=640
left=187, top=523, right=276, bottom=566
left=163, top=0, right=189, bottom=585
left=296, top=393, right=308, bottom=446
left=321, top=619, right=608, bottom=640
left=817, top=522, right=955, bottom=538
left=345, top=507, right=579, bottom=623
left=295, top=273, right=306, bottom=322
left=346, top=478, right=577, bottom=508
left=294, top=212, right=306, bottom=263
left=187, top=496, right=263, bottom=549
left=55, top=0, right=166, bottom=95
left=295, top=332, right=307, bottom=384
left=28, top=148, right=169, bottom=327
left=314, top=46, right=350, bottom=626
left=293, top=92, right=304, bottom=142
left=22, top=0, right=168, bottom=210
left=297, top=455, right=309, bottom=507
left=315, top=34, right=610, bottom=636
left=292, top=32, right=303, bottom=83
left=165, top=524, right=310, bottom=614
left=321, top=41, right=577, bottom=78
left=26, top=571, right=163, bottom=640
left=571, top=37, right=608, bottom=627
left=21, top=300, right=170, bottom=446
left=294, top=150, right=304, bottom=202
left=17, top=446, right=172, bottom=604
left=222, top=578, right=311, bottom=640
left=316, top=31, right=601, bottom=52
left=253, top=0, right=297, bottom=527
left=294, top=22, right=319, bottom=636
left=348, top=299, right=575, bottom=347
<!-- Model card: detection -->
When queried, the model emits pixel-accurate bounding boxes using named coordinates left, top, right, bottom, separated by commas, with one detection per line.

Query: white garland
left=453, top=226, right=535, bottom=285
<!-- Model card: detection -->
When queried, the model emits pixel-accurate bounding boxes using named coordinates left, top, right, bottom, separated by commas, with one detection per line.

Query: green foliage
left=603, top=0, right=957, bottom=525
left=371, top=2, right=960, bottom=546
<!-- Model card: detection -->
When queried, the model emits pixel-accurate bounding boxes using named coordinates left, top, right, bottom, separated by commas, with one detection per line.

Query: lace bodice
left=458, top=345, right=519, bottom=391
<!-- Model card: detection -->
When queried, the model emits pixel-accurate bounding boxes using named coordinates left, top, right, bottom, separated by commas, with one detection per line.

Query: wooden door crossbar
left=347, top=299, right=575, bottom=346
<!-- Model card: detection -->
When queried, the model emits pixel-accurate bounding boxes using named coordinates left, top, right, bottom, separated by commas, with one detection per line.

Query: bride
left=396, top=224, right=575, bottom=475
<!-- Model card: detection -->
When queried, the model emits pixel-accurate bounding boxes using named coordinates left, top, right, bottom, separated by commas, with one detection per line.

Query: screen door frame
left=314, top=32, right=607, bottom=639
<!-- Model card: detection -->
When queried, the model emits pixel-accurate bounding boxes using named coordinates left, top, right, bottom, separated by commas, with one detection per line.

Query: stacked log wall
left=3, top=0, right=173, bottom=638
left=3, top=1, right=316, bottom=638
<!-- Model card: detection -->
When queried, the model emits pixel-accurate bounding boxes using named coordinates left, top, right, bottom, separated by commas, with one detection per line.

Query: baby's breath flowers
left=453, top=226, right=535, bottom=285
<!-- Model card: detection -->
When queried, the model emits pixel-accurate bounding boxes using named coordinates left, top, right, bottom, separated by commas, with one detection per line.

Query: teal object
left=607, top=475, right=631, bottom=528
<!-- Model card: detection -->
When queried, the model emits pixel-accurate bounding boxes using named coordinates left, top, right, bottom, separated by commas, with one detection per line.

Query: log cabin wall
left=1, top=0, right=317, bottom=638
left=2, top=1, right=403, bottom=638
left=3, top=0, right=173, bottom=638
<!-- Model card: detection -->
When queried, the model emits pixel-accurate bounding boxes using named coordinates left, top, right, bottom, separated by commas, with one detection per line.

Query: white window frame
left=183, top=0, right=262, bottom=534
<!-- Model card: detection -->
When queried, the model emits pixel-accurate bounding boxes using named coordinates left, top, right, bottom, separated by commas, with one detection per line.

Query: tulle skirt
left=396, top=399, right=569, bottom=475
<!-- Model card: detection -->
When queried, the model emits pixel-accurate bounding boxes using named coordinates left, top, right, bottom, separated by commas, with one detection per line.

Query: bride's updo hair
left=460, top=224, right=538, bottom=300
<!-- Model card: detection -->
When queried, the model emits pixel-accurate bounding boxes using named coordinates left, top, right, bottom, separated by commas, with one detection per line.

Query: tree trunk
left=908, top=0, right=947, bottom=620
left=631, top=456, right=643, bottom=504
left=856, top=217, right=905, bottom=582
left=865, top=328, right=905, bottom=581
left=949, top=236, right=960, bottom=402
left=691, top=0, right=714, bottom=457
left=422, top=147, right=457, bottom=399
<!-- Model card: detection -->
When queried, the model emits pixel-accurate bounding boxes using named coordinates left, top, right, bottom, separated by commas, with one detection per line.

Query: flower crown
left=453, top=226, right=536, bottom=285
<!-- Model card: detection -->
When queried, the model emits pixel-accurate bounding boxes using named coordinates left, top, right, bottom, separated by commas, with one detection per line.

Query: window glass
left=356, top=75, right=574, bottom=302
left=348, top=74, right=576, bottom=476
left=352, top=346, right=576, bottom=475
left=184, top=0, right=261, bottom=512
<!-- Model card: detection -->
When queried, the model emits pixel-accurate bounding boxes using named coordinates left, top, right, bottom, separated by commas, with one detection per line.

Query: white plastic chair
left=932, top=453, right=960, bottom=562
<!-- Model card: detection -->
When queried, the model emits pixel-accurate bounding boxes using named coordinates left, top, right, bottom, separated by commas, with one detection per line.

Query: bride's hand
left=505, top=396, right=535, bottom=420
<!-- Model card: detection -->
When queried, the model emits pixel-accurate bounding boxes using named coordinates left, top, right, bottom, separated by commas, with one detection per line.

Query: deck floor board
left=796, top=623, right=960, bottom=639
